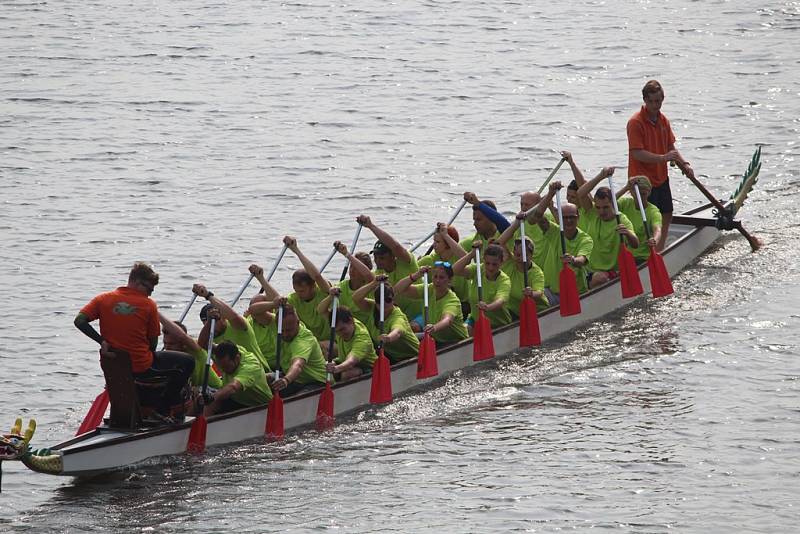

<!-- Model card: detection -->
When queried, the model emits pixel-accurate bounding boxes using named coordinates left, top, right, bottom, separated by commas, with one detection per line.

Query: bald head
left=520, top=191, right=541, bottom=212
left=561, top=202, right=578, bottom=217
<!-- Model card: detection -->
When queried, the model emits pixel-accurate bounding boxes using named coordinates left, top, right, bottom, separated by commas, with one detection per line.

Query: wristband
left=205, top=291, right=214, bottom=300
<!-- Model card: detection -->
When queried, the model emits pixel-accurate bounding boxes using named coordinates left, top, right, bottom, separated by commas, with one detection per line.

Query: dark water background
left=1, top=0, right=798, bottom=531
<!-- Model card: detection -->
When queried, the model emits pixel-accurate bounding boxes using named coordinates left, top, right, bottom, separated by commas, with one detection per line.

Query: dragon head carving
left=0, top=418, right=36, bottom=461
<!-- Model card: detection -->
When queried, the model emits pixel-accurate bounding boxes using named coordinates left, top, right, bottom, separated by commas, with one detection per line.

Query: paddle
left=472, top=247, right=495, bottom=361
left=608, top=176, right=643, bottom=298
left=633, top=183, right=674, bottom=298
left=256, top=243, right=290, bottom=294
left=369, top=281, right=393, bottom=403
left=536, top=157, right=568, bottom=195
left=265, top=305, right=285, bottom=440
left=411, top=199, right=468, bottom=256
left=75, top=390, right=110, bottom=436
left=316, top=296, right=338, bottom=431
left=320, top=223, right=364, bottom=276
left=518, top=220, right=542, bottom=347
left=416, top=271, right=439, bottom=379
left=555, top=189, right=581, bottom=317
left=673, top=160, right=761, bottom=251
left=186, top=316, right=215, bottom=454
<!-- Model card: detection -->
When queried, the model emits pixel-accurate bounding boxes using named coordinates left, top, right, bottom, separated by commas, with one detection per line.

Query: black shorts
left=648, top=180, right=673, bottom=214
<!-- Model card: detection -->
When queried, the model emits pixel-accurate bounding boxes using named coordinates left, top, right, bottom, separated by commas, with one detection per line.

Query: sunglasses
left=434, top=261, right=452, bottom=268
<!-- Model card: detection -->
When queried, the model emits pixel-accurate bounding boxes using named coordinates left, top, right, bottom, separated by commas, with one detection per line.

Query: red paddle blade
left=472, top=310, right=495, bottom=361
left=76, top=389, right=110, bottom=436
left=266, top=393, right=285, bottom=440
left=519, top=296, right=542, bottom=347
left=369, top=350, right=393, bottom=404
left=315, top=382, right=335, bottom=431
left=416, top=332, right=439, bottom=379
left=186, top=414, right=207, bottom=454
left=618, top=244, right=644, bottom=298
left=559, top=266, right=581, bottom=317
left=647, top=246, right=674, bottom=298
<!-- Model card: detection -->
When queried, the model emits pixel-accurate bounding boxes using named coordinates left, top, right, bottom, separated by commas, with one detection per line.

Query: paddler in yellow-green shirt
left=159, top=312, right=223, bottom=391
left=329, top=240, right=376, bottom=328
left=495, top=221, right=549, bottom=314
left=356, top=214, right=420, bottom=319
left=460, top=192, right=505, bottom=256
left=283, top=235, right=333, bottom=345
left=204, top=341, right=272, bottom=415
left=453, top=240, right=513, bottom=332
left=615, top=175, right=663, bottom=261
left=269, top=302, right=328, bottom=398
left=417, top=222, right=470, bottom=305
left=319, top=297, right=377, bottom=381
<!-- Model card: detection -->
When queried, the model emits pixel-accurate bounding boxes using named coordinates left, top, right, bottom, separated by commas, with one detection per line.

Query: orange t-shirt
left=80, top=286, right=160, bottom=373
left=627, top=106, right=676, bottom=187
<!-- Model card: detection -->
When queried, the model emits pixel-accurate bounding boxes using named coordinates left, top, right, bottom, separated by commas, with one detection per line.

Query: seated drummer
left=352, top=274, right=420, bottom=362
left=323, top=299, right=377, bottom=381
left=193, top=283, right=270, bottom=372
left=204, top=341, right=272, bottom=415
left=74, top=262, right=195, bottom=423
left=576, top=167, right=639, bottom=288
left=452, top=241, right=512, bottom=333
left=270, top=302, right=329, bottom=397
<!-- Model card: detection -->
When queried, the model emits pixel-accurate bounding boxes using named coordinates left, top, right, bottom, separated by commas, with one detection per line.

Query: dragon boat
left=0, top=149, right=762, bottom=482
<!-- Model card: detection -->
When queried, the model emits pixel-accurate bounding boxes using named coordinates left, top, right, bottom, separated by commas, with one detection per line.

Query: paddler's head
left=281, top=305, right=300, bottom=342
left=561, top=203, right=580, bottom=234
left=432, top=225, right=459, bottom=256
left=593, top=187, right=616, bottom=222
left=482, top=244, right=505, bottom=280
left=512, top=236, right=534, bottom=264
left=371, top=240, right=396, bottom=272
left=519, top=191, right=541, bottom=213
left=630, top=175, right=652, bottom=205
left=334, top=307, right=356, bottom=341
left=212, top=341, right=241, bottom=374
left=349, top=252, right=373, bottom=286
left=472, top=200, right=498, bottom=238
left=199, top=304, right=226, bottom=336
left=163, top=321, right=189, bottom=351
left=291, top=269, right=316, bottom=301
left=642, top=80, right=664, bottom=117
left=566, top=180, right=579, bottom=205
left=128, top=262, right=159, bottom=297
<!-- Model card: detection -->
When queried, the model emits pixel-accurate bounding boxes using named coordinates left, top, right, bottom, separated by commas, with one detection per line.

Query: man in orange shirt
left=627, top=80, right=695, bottom=251
left=75, top=262, right=194, bottom=422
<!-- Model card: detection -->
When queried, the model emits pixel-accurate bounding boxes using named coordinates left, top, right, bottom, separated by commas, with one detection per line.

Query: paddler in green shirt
left=452, top=241, right=512, bottom=331
left=495, top=223, right=549, bottom=314
left=352, top=275, right=420, bottom=362
left=356, top=214, right=420, bottom=318
left=417, top=222, right=470, bottom=306
left=576, top=166, right=639, bottom=289
left=269, top=303, right=328, bottom=397
left=460, top=192, right=503, bottom=256
left=204, top=341, right=272, bottom=415
left=615, top=175, right=663, bottom=261
left=322, top=300, right=377, bottom=381
left=244, top=263, right=283, bottom=365
left=329, top=240, right=376, bottom=327
left=284, top=236, right=333, bottom=344
left=159, top=312, right=223, bottom=390
left=530, top=181, right=594, bottom=306
left=193, top=284, right=270, bottom=372
left=393, top=264, right=469, bottom=345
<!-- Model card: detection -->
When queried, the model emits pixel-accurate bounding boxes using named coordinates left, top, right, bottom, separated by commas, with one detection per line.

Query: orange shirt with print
left=627, top=106, right=676, bottom=187
left=80, top=286, right=160, bottom=373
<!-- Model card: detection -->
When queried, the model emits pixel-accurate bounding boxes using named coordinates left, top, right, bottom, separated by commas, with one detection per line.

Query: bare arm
left=249, top=264, right=280, bottom=301
left=393, top=267, right=426, bottom=299
left=576, top=167, right=615, bottom=212
left=334, top=240, right=374, bottom=283
left=284, top=236, right=331, bottom=293
left=193, top=284, right=248, bottom=331
left=204, top=380, right=243, bottom=416
left=452, top=245, right=478, bottom=277
left=352, top=277, right=380, bottom=312
left=357, top=215, right=412, bottom=264
left=159, top=312, right=202, bottom=353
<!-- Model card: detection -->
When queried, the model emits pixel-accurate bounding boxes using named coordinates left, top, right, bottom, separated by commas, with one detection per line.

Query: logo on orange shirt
left=113, top=302, right=137, bottom=315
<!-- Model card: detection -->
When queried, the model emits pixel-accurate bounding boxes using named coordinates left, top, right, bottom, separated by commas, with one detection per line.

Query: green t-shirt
left=514, top=213, right=554, bottom=268
left=582, top=210, right=635, bottom=272
left=376, top=252, right=420, bottom=318
left=618, top=197, right=662, bottom=260
left=576, top=206, right=591, bottom=232
left=214, top=320, right=268, bottom=372
left=187, top=346, right=222, bottom=389
left=335, top=318, right=377, bottom=369
left=288, top=287, right=330, bottom=342
left=335, top=279, right=373, bottom=327
left=540, top=224, right=593, bottom=294
left=363, top=304, right=420, bottom=362
left=418, top=253, right=470, bottom=303
left=460, top=230, right=503, bottom=256
left=280, top=323, right=328, bottom=385
left=501, top=261, right=549, bottom=313
left=464, top=264, right=512, bottom=327
left=419, top=285, right=469, bottom=344
left=220, top=347, right=272, bottom=406
left=246, top=315, right=276, bottom=372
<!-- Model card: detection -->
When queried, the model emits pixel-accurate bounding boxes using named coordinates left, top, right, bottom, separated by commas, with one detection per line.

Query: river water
left=1, top=0, right=798, bottom=531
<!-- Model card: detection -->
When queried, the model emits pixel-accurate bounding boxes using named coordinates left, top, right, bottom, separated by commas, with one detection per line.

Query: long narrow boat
left=1, top=151, right=761, bottom=479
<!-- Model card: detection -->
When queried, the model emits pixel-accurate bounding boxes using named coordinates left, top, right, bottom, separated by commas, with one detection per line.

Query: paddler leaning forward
left=269, top=300, right=329, bottom=397
left=74, top=262, right=195, bottom=423
left=204, top=340, right=272, bottom=416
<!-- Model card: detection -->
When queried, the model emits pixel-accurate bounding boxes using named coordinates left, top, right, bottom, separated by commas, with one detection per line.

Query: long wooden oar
left=674, top=160, right=761, bottom=251
left=472, top=247, right=495, bottom=361
left=416, top=272, right=439, bottom=379
left=411, top=199, right=468, bottom=255
left=369, top=281, right=392, bottom=403
left=633, top=183, right=674, bottom=298
left=608, top=176, right=643, bottom=298
left=265, top=306, right=285, bottom=440
left=186, top=316, right=215, bottom=454
left=518, top=220, right=542, bottom=347
left=556, top=190, right=581, bottom=317
left=316, top=296, right=338, bottom=431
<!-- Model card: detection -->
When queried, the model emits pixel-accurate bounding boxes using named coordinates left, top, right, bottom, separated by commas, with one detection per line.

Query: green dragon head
left=0, top=418, right=36, bottom=461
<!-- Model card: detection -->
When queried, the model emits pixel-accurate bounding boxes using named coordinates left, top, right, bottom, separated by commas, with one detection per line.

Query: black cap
left=371, top=240, right=391, bottom=255
left=199, top=303, right=213, bottom=321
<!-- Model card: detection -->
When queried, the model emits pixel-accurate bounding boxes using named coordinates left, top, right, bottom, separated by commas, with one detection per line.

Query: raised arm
left=576, top=166, right=615, bottom=212
left=352, top=276, right=380, bottom=312
left=532, top=182, right=560, bottom=233
left=497, top=216, right=521, bottom=247
left=452, top=242, right=479, bottom=277
left=334, top=240, right=374, bottom=283
left=192, top=284, right=249, bottom=332
left=159, top=312, right=202, bottom=353
left=436, top=222, right=467, bottom=259
left=284, top=236, right=331, bottom=293
left=356, top=215, right=412, bottom=264
left=249, top=264, right=280, bottom=301
left=317, top=287, right=340, bottom=316
left=393, top=266, right=427, bottom=299
left=463, top=191, right=511, bottom=232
